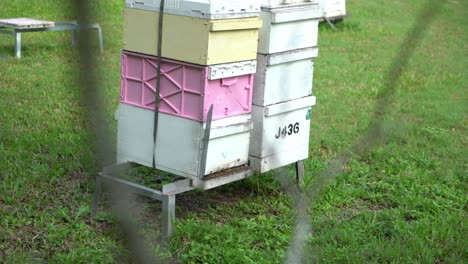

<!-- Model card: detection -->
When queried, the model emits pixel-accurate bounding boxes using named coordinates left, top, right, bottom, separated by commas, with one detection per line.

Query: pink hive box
left=120, top=50, right=256, bottom=122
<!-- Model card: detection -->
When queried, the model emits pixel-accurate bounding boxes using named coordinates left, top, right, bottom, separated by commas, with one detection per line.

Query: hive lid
left=125, top=0, right=261, bottom=19
left=261, top=1, right=322, bottom=21
left=259, top=0, right=319, bottom=9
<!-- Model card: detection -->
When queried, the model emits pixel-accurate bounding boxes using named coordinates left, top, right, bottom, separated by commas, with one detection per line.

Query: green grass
left=0, top=0, right=467, bottom=263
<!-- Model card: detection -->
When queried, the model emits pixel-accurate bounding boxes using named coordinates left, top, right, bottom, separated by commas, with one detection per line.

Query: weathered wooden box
left=123, top=8, right=262, bottom=65
left=125, top=0, right=260, bottom=19
left=253, top=47, right=318, bottom=106
left=120, top=50, right=255, bottom=122
left=249, top=96, right=316, bottom=173
left=257, top=3, right=321, bottom=54
left=117, top=103, right=252, bottom=179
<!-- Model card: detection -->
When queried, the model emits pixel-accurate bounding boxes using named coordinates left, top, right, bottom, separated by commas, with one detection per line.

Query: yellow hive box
left=123, top=8, right=262, bottom=65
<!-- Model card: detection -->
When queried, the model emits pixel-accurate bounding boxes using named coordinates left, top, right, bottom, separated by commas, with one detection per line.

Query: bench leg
left=15, top=32, right=21, bottom=59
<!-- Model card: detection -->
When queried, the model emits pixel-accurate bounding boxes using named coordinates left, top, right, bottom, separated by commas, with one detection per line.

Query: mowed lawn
left=0, top=0, right=466, bottom=263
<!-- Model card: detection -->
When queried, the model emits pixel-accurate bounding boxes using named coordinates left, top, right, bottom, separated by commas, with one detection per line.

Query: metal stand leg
left=14, top=32, right=21, bottom=59
left=96, top=26, right=103, bottom=52
left=91, top=174, right=102, bottom=219
left=93, top=163, right=195, bottom=238
left=295, top=160, right=304, bottom=186
left=162, top=195, right=176, bottom=238
left=71, top=29, right=77, bottom=47
left=324, top=16, right=337, bottom=32
left=91, top=163, right=253, bottom=238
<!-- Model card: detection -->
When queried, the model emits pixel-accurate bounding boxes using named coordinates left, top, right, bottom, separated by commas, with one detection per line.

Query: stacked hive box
left=320, top=0, right=346, bottom=19
left=117, top=0, right=262, bottom=179
left=249, top=0, right=322, bottom=173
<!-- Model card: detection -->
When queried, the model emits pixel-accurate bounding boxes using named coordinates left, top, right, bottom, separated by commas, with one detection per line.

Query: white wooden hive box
left=249, top=96, right=316, bottom=172
left=117, top=103, right=252, bottom=179
left=253, top=47, right=318, bottom=106
left=320, top=0, right=346, bottom=18
left=257, top=3, right=321, bottom=54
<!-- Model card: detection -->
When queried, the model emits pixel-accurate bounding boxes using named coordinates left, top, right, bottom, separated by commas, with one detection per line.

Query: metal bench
left=0, top=18, right=103, bottom=59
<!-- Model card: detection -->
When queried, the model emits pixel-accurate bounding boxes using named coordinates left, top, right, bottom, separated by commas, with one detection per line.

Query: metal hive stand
left=91, top=162, right=257, bottom=238
left=91, top=161, right=304, bottom=238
